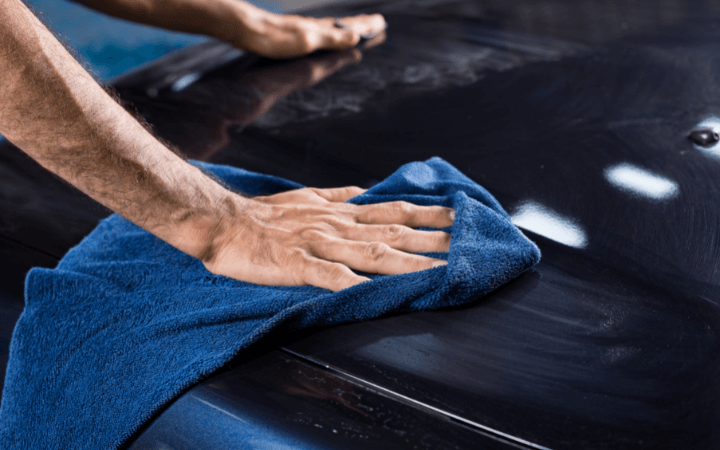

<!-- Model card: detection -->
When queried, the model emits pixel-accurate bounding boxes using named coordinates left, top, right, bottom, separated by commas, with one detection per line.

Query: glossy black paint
left=127, top=350, right=522, bottom=450
left=2, top=0, right=720, bottom=448
left=0, top=140, right=109, bottom=258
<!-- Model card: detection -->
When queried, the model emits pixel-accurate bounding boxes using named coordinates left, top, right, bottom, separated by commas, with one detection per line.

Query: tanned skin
left=0, top=0, right=453, bottom=292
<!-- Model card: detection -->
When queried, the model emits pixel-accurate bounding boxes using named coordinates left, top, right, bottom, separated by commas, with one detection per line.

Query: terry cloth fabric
left=0, top=157, right=540, bottom=449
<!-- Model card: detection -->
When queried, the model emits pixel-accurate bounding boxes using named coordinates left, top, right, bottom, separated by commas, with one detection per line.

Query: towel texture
left=0, top=157, right=540, bottom=449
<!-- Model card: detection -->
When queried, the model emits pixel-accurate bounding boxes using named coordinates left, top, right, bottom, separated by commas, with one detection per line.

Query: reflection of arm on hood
left=248, top=16, right=586, bottom=131
left=130, top=49, right=365, bottom=160
left=126, top=8, right=587, bottom=157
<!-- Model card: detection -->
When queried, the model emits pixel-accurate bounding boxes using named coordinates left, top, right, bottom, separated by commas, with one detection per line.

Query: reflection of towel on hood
left=0, top=157, right=540, bottom=449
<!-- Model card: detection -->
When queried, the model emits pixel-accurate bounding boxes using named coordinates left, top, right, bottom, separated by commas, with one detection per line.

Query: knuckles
left=298, top=228, right=326, bottom=241
left=391, top=201, right=415, bottom=217
left=356, top=201, right=416, bottom=223
left=305, top=260, right=347, bottom=285
left=297, top=31, right=316, bottom=54
left=383, top=224, right=406, bottom=241
left=364, top=242, right=389, bottom=261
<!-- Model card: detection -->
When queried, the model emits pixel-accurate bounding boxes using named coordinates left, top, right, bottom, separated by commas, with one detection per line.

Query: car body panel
left=128, top=350, right=523, bottom=450
left=1, top=0, right=719, bottom=449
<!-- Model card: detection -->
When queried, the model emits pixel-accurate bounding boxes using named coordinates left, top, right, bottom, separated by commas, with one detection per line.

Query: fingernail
left=449, top=210, right=456, bottom=221
left=432, top=260, right=448, bottom=268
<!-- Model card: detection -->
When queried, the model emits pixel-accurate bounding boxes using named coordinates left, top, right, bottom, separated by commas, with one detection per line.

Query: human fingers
left=300, top=255, right=371, bottom=291
left=314, top=13, right=386, bottom=51
left=307, top=186, right=366, bottom=202
left=335, top=14, right=387, bottom=39
left=253, top=186, right=365, bottom=205
left=356, top=201, right=455, bottom=228
left=310, top=17, right=361, bottom=51
left=253, top=190, right=324, bottom=205
left=343, top=224, right=451, bottom=253
left=363, top=30, right=387, bottom=50
left=312, top=236, right=447, bottom=275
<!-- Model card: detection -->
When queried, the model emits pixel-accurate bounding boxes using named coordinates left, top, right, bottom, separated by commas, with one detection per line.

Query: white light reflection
left=191, top=394, right=247, bottom=424
left=693, top=115, right=720, bottom=160
left=511, top=201, right=587, bottom=248
left=171, top=72, right=202, bottom=92
left=604, top=163, right=678, bottom=200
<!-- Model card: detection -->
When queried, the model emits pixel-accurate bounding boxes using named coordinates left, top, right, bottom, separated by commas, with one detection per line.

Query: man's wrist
left=169, top=178, right=253, bottom=264
left=195, top=194, right=270, bottom=272
left=212, top=0, right=275, bottom=46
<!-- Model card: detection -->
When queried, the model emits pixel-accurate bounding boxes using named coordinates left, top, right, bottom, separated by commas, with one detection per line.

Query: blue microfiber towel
left=0, top=157, right=540, bottom=449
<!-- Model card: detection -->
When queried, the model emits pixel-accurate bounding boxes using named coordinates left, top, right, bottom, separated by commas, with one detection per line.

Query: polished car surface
left=1, top=0, right=719, bottom=449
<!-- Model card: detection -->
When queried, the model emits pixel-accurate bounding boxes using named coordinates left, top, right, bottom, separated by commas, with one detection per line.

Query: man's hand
left=204, top=188, right=453, bottom=292
left=232, top=13, right=387, bottom=58
left=72, top=0, right=386, bottom=59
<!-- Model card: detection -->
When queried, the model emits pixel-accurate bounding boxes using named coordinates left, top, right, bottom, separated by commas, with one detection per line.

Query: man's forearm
left=0, top=0, right=245, bottom=261
left=70, top=0, right=268, bottom=44
left=70, top=0, right=386, bottom=59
